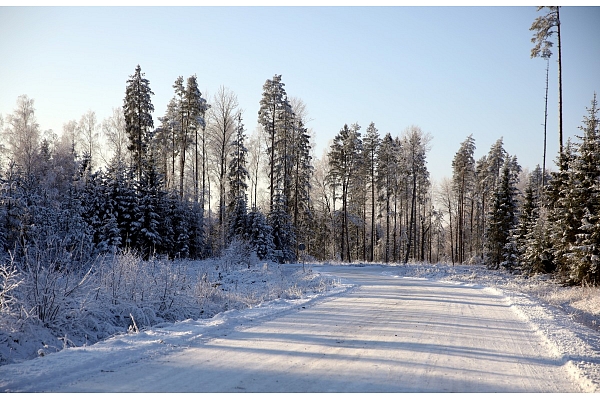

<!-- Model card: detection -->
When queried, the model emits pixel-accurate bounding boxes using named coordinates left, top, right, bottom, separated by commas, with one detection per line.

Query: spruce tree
left=258, top=74, right=287, bottom=213
left=567, top=94, right=600, bottom=284
left=485, top=156, right=521, bottom=269
left=227, top=112, right=249, bottom=241
left=123, top=65, right=154, bottom=182
left=246, top=208, right=274, bottom=260
left=546, top=140, right=577, bottom=278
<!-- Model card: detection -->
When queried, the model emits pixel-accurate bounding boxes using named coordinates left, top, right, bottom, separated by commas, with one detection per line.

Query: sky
left=1, top=5, right=599, bottom=185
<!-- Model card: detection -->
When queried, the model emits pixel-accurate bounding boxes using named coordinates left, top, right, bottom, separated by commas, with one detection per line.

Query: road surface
left=34, top=265, right=586, bottom=392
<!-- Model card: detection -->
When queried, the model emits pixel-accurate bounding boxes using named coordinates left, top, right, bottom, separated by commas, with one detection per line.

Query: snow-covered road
left=7, top=264, right=582, bottom=393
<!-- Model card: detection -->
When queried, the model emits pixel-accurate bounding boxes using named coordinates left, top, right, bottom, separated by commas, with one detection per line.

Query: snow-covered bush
left=0, top=245, right=341, bottom=366
left=220, top=238, right=259, bottom=271
left=0, top=260, right=22, bottom=328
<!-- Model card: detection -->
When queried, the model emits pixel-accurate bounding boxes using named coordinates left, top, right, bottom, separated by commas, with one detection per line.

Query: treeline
left=446, top=94, right=600, bottom=286
left=0, top=65, right=598, bottom=286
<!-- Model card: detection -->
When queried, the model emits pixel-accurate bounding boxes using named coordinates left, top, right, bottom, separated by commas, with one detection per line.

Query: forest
left=0, top=63, right=599, bottom=359
left=0, top=65, right=599, bottom=280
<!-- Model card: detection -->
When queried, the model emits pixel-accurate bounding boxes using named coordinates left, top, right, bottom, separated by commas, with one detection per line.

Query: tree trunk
left=543, top=58, right=549, bottom=186
left=557, top=6, right=563, bottom=159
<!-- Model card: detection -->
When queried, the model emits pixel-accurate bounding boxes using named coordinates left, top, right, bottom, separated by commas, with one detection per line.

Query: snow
left=1, top=262, right=599, bottom=393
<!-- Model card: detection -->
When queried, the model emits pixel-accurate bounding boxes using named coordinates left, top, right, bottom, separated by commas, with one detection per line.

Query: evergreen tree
left=514, top=167, right=543, bottom=274
left=227, top=112, right=249, bottom=241
left=134, top=150, right=166, bottom=259
left=402, top=126, right=430, bottom=264
left=185, top=75, right=209, bottom=203
left=566, top=94, right=600, bottom=284
left=155, top=97, right=180, bottom=191
left=363, top=122, right=380, bottom=262
left=530, top=6, right=563, bottom=158
left=328, top=124, right=362, bottom=262
left=187, top=200, right=206, bottom=259
left=269, top=190, right=296, bottom=263
left=546, top=140, right=577, bottom=278
left=123, top=65, right=154, bottom=182
left=452, top=135, right=476, bottom=264
left=485, top=156, right=521, bottom=269
left=376, top=133, right=397, bottom=263
left=258, top=74, right=287, bottom=213
left=105, top=159, right=139, bottom=252
left=246, top=208, right=274, bottom=260
left=289, top=114, right=313, bottom=258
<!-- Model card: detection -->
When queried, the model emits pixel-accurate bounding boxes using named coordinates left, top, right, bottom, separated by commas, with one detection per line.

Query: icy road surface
left=2, top=264, right=584, bottom=392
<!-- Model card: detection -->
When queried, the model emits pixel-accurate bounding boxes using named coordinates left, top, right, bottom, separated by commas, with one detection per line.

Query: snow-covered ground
left=0, top=261, right=599, bottom=392
left=376, top=263, right=600, bottom=392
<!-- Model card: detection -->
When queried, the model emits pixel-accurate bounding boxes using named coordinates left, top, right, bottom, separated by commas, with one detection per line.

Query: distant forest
left=0, top=65, right=599, bottom=286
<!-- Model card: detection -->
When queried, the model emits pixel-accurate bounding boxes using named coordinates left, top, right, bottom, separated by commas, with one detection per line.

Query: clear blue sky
left=1, top=6, right=599, bottom=184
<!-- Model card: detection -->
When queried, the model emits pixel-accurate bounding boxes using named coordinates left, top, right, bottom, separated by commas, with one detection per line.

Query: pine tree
left=452, top=135, right=476, bottom=264
left=155, top=96, right=180, bottom=191
left=530, top=6, right=563, bottom=158
left=402, top=126, right=430, bottom=264
left=289, top=114, right=313, bottom=258
left=185, top=75, right=209, bottom=203
left=376, top=133, right=397, bottom=263
left=328, top=124, right=362, bottom=262
left=363, top=122, right=380, bottom=262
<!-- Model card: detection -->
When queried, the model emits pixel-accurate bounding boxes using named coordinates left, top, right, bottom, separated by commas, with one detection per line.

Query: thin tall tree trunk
left=404, top=172, right=417, bottom=265
left=370, top=166, right=375, bottom=262
left=195, top=128, right=199, bottom=202
left=543, top=58, right=549, bottom=185
left=557, top=6, right=563, bottom=159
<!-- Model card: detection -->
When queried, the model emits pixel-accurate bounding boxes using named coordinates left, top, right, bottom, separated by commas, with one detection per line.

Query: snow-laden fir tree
left=134, top=148, right=166, bottom=259
left=514, top=166, right=548, bottom=274
left=269, top=190, right=296, bottom=263
left=246, top=207, right=274, bottom=260
left=485, top=155, right=521, bottom=269
left=545, top=140, right=577, bottom=278
left=565, top=93, right=600, bottom=285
